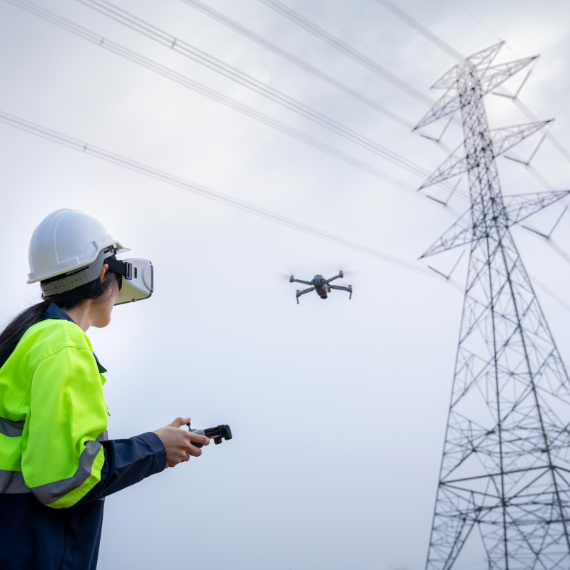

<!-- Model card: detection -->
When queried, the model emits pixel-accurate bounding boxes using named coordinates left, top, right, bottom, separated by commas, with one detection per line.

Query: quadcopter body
left=290, top=271, right=352, bottom=304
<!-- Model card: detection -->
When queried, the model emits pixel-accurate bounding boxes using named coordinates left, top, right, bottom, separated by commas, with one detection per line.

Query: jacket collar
left=44, top=303, right=74, bottom=323
left=43, top=304, right=108, bottom=374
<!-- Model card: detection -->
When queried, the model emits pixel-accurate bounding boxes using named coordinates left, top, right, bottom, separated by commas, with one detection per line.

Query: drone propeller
left=274, top=271, right=292, bottom=280
left=274, top=264, right=313, bottom=282
left=322, top=264, right=359, bottom=278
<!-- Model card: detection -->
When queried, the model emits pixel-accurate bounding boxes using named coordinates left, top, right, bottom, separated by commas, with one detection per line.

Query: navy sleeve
left=76, top=432, right=167, bottom=505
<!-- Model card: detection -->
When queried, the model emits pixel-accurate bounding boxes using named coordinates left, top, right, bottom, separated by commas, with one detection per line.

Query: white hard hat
left=27, top=209, right=126, bottom=284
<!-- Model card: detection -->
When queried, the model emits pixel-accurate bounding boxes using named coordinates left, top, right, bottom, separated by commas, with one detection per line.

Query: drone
left=290, top=271, right=353, bottom=304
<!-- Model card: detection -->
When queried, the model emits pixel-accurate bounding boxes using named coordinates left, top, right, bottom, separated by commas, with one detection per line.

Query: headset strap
left=105, top=257, right=132, bottom=280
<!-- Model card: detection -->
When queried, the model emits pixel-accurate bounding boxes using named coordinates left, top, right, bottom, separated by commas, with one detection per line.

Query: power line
left=378, top=0, right=570, bottom=310
left=258, top=0, right=434, bottom=106
left=368, top=0, right=570, bottom=191
left=1, top=12, right=564, bottom=312
left=5, top=0, right=426, bottom=197
left=76, top=0, right=433, bottom=181
left=374, top=0, right=570, bottom=166
left=451, top=0, right=503, bottom=44
left=372, top=0, right=570, bottom=274
left=253, top=0, right=570, bottom=306
left=454, top=0, right=570, bottom=118
left=0, top=109, right=440, bottom=280
left=178, top=0, right=413, bottom=129
left=513, top=99, right=570, bottom=164
left=371, top=0, right=464, bottom=62
left=529, top=273, right=570, bottom=313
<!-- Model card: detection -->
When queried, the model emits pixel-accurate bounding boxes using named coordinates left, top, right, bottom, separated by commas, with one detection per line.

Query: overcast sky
left=1, top=0, right=570, bottom=568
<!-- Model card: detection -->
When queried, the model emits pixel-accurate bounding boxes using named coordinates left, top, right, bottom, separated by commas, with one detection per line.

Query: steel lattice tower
left=415, top=43, right=570, bottom=570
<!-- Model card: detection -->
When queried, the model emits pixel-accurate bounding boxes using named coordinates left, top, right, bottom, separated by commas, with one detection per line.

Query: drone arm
left=326, top=271, right=344, bottom=284
left=291, top=278, right=313, bottom=285
left=328, top=285, right=350, bottom=291
left=296, top=287, right=315, bottom=304
left=329, top=284, right=353, bottom=299
left=297, top=287, right=315, bottom=296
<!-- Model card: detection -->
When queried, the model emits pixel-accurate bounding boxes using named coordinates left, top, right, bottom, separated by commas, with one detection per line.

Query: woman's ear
left=99, top=264, right=109, bottom=284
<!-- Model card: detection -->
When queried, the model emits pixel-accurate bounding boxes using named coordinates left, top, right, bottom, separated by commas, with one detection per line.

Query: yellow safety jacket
left=0, top=303, right=166, bottom=569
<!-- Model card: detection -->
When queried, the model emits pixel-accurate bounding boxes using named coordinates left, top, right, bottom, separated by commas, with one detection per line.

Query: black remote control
left=187, top=423, right=233, bottom=448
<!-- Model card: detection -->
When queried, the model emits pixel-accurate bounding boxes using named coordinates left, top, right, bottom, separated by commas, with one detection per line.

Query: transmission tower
left=415, top=43, right=570, bottom=570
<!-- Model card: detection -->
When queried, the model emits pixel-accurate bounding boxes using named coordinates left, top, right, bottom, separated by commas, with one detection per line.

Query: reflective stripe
left=0, top=469, right=31, bottom=494
left=96, top=430, right=108, bottom=442
left=0, top=417, right=25, bottom=437
left=31, top=438, right=103, bottom=505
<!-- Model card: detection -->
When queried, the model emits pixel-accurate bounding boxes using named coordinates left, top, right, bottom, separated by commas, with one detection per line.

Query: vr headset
left=41, top=247, right=153, bottom=305
left=106, top=257, right=154, bottom=306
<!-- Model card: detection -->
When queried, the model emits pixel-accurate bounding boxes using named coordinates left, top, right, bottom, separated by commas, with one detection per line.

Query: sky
left=1, top=0, right=570, bottom=568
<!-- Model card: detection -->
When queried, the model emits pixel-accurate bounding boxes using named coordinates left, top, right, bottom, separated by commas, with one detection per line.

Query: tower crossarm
left=414, top=90, right=461, bottom=131
left=414, top=48, right=537, bottom=134
left=465, top=42, right=505, bottom=74
left=504, top=190, right=570, bottom=226
left=418, top=120, right=552, bottom=190
left=417, top=189, right=568, bottom=260
left=419, top=155, right=466, bottom=190
left=430, top=42, right=505, bottom=90
left=491, top=120, right=553, bottom=156
left=477, top=56, right=538, bottom=95
left=420, top=210, right=471, bottom=258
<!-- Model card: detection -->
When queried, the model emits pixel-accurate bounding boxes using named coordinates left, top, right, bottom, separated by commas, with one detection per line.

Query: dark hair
left=0, top=263, right=120, bottom=368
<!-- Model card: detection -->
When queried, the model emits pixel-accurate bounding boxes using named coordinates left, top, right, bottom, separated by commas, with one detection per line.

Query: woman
left=0, top=209, right=208, bottom=570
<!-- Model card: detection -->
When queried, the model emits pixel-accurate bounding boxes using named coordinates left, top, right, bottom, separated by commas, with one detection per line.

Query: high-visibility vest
left=0, top=317, right=108, bottom=507
left=0, top=305, right=166, bottom=570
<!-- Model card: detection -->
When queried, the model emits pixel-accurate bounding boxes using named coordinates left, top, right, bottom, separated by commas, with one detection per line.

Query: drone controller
left=187, top=422, right=233, bottom=448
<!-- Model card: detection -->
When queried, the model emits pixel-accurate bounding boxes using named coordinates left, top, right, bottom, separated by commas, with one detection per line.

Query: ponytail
left=0, top=301, right=51, bottom=368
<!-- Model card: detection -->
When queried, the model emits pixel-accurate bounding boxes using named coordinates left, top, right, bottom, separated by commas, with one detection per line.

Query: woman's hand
left=153, top=417, right=210, bottom=468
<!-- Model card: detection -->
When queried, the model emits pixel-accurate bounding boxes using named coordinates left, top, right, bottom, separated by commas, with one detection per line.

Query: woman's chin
left=93, top=314, right=112, bottom=329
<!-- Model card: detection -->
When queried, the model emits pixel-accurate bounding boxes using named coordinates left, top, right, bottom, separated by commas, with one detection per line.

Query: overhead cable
left=179, top=0, right=413, bottom=129
left=3, top=6, right=565, bottom=312
left=0, top=119, right=563, bottom=310
left=375, top=0, right=570, bottom=165
left=4, top=0, right=425, bottom=196
left=75, top=0, right=431, bottom=179
left=514, top=99, right=570, bottom=164
left=0, top=109, right=440, bottom=280
left=258, top=0, right=433, bottom=106
left=454, top=0, right=570, bottom=115
left=371, top=0, right=570, bottom=198
left=523, top=273, right=570, bottom=314
left=372, top=0, right=464, bottom=62
left=371, top=1, right=570, bottom=311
